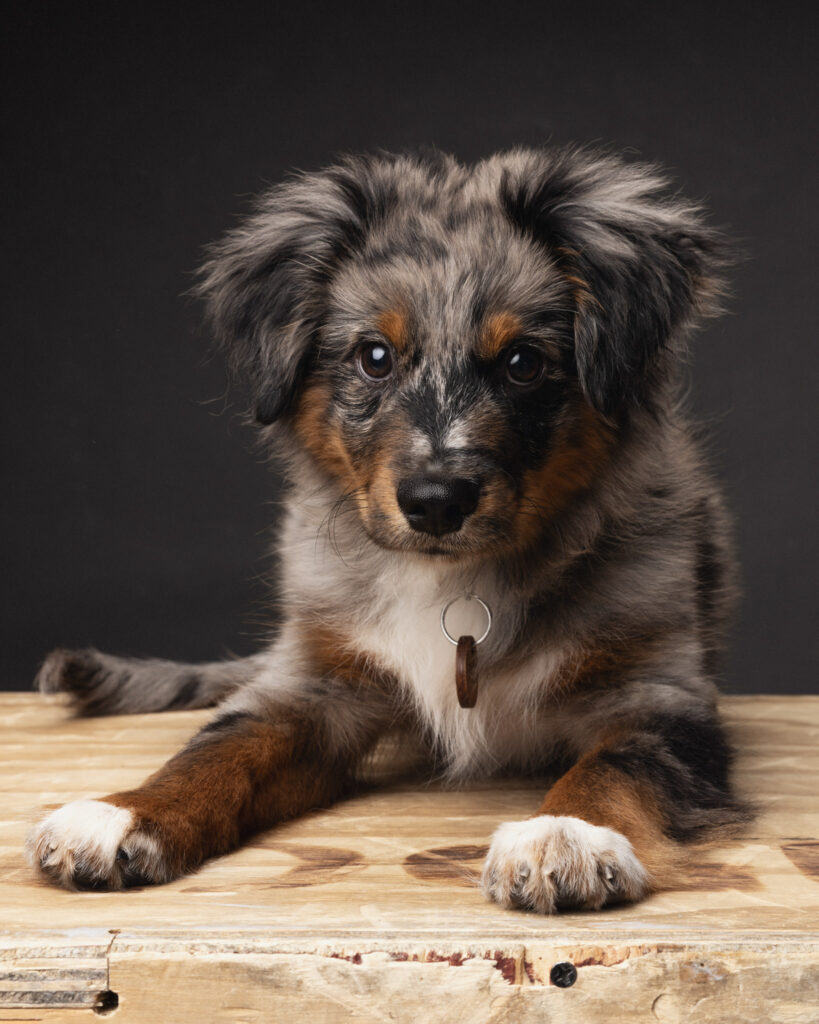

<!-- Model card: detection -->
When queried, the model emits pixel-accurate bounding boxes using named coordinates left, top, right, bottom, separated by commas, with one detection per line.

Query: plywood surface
left=1, top=693, right=818, bottom=1021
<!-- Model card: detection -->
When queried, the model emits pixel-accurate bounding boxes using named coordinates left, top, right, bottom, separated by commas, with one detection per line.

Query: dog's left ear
left=196, top=157, right=397, bottom=424
left=499, top=148, right=730, bottom=417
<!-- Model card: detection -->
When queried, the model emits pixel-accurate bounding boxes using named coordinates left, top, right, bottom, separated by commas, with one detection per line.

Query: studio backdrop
left=3, top=3, right=816, bottom=693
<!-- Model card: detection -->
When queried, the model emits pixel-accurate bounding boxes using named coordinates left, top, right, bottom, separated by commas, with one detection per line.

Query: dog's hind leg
left=35, top=648, right=262, bottom=715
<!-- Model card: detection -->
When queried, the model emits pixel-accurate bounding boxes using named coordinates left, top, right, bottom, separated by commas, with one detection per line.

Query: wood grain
left=1, top=693, right=818, bottom=1021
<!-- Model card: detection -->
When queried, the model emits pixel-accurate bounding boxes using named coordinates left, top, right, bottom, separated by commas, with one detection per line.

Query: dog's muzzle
left=396, top=477, right=480, bottom=537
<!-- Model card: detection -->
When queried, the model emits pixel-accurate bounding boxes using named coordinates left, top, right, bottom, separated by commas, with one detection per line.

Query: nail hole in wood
left=93, top=989, right=119, bottom=1015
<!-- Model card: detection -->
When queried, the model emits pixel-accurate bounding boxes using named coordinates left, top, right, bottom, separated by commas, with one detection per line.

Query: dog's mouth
left=363, top=525, right=496, bottom=560
left=356, top=472, right=518, bottom=560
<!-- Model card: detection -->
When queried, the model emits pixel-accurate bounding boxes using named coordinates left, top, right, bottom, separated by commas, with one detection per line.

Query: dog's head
left=199, top=147, right=727, bottom=558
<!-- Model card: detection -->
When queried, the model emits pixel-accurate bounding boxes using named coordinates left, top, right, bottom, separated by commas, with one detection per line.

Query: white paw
left=482, top=815, right=649, bottom=913
left=27, top=799, right=161, bottom=890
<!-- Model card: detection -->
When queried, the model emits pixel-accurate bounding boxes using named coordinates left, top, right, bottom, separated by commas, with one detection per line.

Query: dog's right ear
left=196, top=158, right=397, bottom=424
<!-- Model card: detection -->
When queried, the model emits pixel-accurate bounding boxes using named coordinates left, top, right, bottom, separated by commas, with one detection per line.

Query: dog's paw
left=27, top=799, right=166, bottom=890
left=482, top=814, right=649, bottom=913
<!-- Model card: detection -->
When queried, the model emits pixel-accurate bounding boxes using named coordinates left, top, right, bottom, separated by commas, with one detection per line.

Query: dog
left=28, top=145, right=750, bottom=911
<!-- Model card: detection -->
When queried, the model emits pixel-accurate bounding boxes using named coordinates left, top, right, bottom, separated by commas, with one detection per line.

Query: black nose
left=395, top=477, right=480, bottom=536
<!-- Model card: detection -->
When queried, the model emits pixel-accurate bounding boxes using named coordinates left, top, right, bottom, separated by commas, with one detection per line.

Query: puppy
left=29, top=146, right=749, bottom=911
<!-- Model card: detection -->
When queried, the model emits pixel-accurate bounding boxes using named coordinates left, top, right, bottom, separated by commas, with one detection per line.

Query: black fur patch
left=163, top=673, right=201, bottom=711
left=599, top=712, right=749, bottom=840
left=198, top=710, right=260, bottom=736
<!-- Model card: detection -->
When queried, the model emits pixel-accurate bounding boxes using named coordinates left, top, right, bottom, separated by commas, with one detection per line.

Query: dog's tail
left=35, top=648, right=262, bottom=716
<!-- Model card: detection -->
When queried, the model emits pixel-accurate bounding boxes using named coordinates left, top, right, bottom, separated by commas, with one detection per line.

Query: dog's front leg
left=482, top=708, right=746, bottom=913
left=29, top=678, right=386, bottom=890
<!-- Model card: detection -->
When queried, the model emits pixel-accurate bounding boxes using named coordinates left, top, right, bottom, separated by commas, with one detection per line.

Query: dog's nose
left=395, top=477, right=480, bottom=536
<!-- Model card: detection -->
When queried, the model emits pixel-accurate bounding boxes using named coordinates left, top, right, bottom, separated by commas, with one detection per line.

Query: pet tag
left=455, top=636, right=478, bottom=708
left=440, top=594, right=492, bottom=709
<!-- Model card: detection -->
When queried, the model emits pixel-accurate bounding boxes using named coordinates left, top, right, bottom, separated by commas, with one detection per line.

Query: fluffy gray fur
left=33, top=146, right=748, bottom=904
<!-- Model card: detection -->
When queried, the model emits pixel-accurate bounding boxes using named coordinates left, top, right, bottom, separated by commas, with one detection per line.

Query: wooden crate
left=1, top=693, right=817, bottom=1022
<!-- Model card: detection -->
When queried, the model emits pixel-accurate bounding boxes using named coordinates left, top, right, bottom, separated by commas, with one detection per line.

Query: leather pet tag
left=441, top=594, right=491, bottom=711
left=455, top=635, right=479, bottom=708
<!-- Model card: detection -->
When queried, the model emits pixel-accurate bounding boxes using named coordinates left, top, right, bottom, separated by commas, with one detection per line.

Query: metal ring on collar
left=440, top=594, right=493, bottom=647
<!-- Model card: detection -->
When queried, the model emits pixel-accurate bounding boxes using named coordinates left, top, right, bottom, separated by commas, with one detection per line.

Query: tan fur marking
left=513, top=401, right=614, bottom=547
left=553, top=246, right=601, bottom=312
left=376, top=308, right=409, bottom=352
left=554, top=631, right=675, bottom=699
left=292, top=382, right=409, bottom=540
left=367, top=453, right=408, bottom=533
left=539, top=754, right=675, bottom=881
left=104, top=713, right=350, bottom=879
left=292, top=383, right=359, bottom=486
left=479, top=311, right=524, bottom=360
left=564, top=272, right=597, bottom=310
left=302, top=621, right=397, bottom=693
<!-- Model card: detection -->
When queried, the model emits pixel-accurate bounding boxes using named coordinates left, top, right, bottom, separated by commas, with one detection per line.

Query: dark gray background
left=3, top=3, right=816, bottom=693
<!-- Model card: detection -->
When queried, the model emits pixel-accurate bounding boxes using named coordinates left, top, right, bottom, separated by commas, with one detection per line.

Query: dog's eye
left=357, top=341, right=394, bottom=381
left=505, top=344, right=545, bottom=387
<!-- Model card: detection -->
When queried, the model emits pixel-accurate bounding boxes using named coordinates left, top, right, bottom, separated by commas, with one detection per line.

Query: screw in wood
left=550, top=961, right=578, bottom=987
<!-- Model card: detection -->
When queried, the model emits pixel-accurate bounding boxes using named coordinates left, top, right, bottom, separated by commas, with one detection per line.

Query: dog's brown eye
left=357, top=341, right=394, bottom=381
left=506, top=344, right=544, bottom=387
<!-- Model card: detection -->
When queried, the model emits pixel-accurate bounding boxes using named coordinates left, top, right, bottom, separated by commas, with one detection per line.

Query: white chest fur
left=356, top=560, right=496, bottom=709
left=282, top=504, right=569, bottom=779
left=349, top=555, right=566, bottom=778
